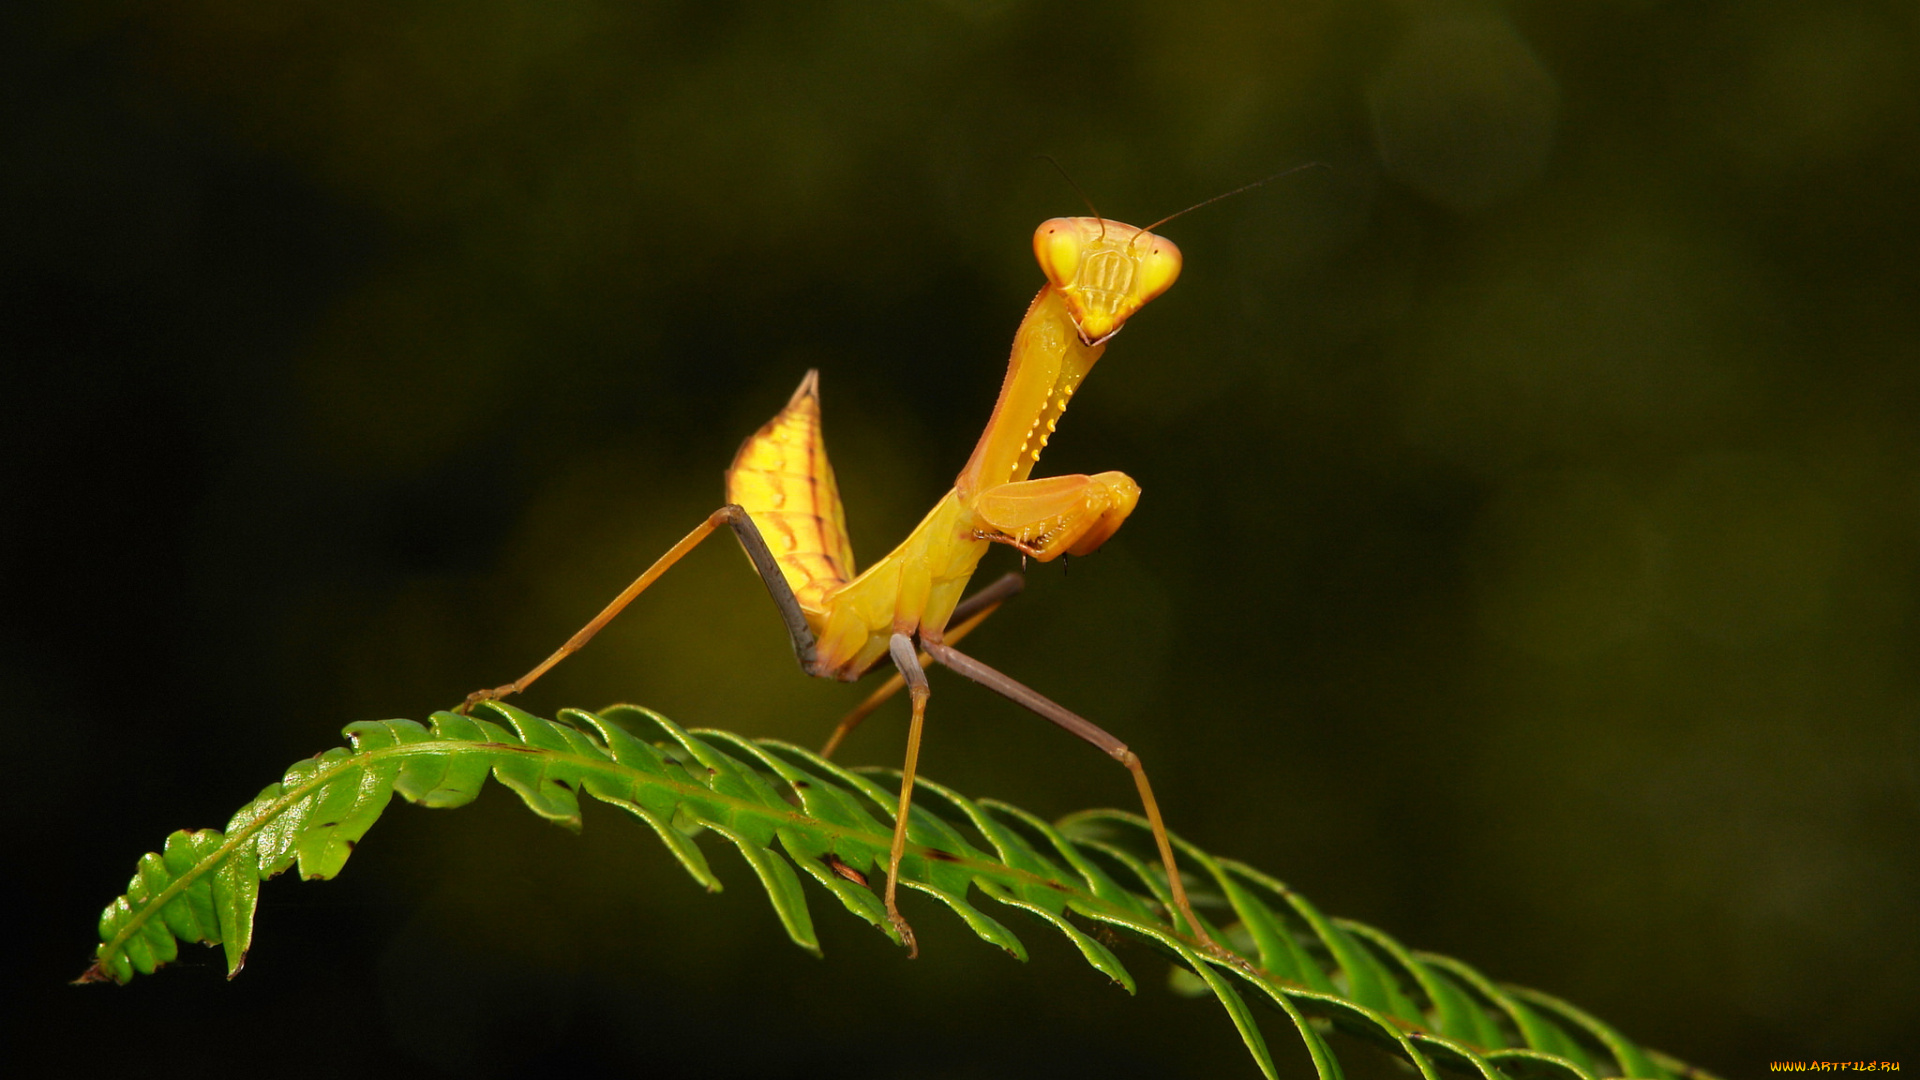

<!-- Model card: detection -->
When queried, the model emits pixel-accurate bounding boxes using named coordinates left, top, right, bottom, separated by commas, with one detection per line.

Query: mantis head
left=1033, top=217, right=1183, bottom=347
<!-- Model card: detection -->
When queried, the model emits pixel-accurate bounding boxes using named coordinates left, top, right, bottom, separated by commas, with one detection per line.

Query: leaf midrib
left=105, top=736, right=1185, bottom=964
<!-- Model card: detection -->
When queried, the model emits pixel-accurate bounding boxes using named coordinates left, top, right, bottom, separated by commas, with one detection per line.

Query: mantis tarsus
left=464, top=211, right=1219, bottom=958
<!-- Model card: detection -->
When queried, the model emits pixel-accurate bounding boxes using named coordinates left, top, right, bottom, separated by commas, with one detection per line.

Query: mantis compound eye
left=1126, top=234, right=1182, bottom=310
left=1032, top=218, right=1084, bottom=290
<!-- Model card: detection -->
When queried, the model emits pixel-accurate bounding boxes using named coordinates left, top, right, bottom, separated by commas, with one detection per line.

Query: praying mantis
left=463, top=200, right=1241, bottom=959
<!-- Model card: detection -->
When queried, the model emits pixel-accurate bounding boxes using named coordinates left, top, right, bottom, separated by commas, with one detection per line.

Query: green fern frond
left=80, top=702, right=1713, bottom=1080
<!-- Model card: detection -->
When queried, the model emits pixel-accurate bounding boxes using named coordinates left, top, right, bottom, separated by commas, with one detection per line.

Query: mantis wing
left=725, top=370, right=857, bottom=614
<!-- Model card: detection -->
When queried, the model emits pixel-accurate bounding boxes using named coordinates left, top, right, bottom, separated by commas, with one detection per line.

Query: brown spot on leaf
left=924, top=849, right=962, bottom=863
left=823, top=854, right=869, bottom=887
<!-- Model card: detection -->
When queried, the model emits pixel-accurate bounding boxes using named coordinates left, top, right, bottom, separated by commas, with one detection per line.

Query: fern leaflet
left=81, top=701, right=1714, bottom=1080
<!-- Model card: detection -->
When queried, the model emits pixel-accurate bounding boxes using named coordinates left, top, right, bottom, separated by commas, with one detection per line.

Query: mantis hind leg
left=459, top=504, right=819, bottom=711
left=819, top=572, right=1025, bottom=758
left=919, top=636, right=1224, bottom=958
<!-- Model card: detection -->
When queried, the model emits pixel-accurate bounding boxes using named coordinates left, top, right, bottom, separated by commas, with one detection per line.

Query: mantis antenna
left=1039, top=157, right=1326, bottom=250
left=1116, top=160, right=1333, bottom=258
left=1036, top=153, right=1107, bottom=240
left=1140, top=161, right=1329, bottom=236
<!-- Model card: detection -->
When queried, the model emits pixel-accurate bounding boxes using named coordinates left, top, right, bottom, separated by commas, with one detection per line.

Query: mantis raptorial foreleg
left=972, top=471, right=1141, bottom=561
left=823, top=471, right=1139, bottom=757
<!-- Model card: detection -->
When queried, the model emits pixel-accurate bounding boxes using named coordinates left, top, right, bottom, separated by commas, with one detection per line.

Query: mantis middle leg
left=882, top=631, right=932, bottom=958
left=820, top=571, right=1025, bottom=758
left=918, top=636, right=1222, bottom=956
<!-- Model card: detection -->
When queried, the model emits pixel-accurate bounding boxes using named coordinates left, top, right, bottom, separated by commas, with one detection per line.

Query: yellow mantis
left=464, top=197, right=1257, bottom=958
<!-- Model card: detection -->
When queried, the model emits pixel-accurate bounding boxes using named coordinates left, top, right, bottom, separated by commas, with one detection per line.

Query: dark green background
left=9, top=2, right=1917, bottom=1077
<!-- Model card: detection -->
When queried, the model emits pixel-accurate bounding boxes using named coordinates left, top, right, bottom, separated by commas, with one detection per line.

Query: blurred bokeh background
left=8, top=2, right=1918, bottom=1076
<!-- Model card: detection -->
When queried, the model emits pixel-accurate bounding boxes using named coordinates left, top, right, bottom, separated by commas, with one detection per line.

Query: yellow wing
left=724, top=370, right=856, bottom=615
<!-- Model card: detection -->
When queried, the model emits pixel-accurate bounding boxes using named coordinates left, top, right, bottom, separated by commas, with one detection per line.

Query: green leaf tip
left=83, top=704, right=1716, bottom=1080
